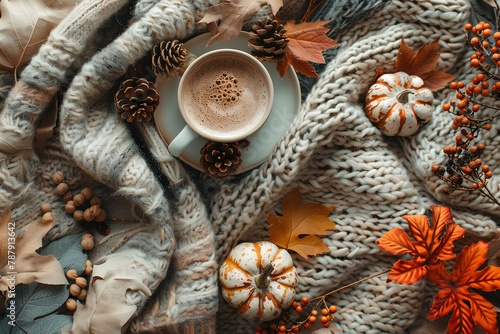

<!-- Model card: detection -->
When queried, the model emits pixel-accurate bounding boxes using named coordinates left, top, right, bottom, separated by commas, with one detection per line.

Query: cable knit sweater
left=0, top=0, right=499, bottom=333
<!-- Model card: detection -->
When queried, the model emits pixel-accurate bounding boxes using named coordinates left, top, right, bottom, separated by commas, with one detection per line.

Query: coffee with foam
left=181, top=56, right=271, bottom=138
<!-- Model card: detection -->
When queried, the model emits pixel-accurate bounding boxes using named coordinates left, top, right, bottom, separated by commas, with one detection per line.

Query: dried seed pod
left=66, top=298, right=77, bottom=311
left=69, top=284, right=81, bottom=297
left=73, top=193, right=85, bottom=207
left=63, top=191, right=73, bottom=203
left=66, top=269, right=78, bottom=280
left=40, top=203, right=52, bottom=213
left=83, top=208, right=93, bottom=222
left=75, top=277, right=87, bottom=288
left=65, top=201, right=77, bottom=214
left=55, top=182, right=69, bottom=196
left=94, top=210, right=107, bottom=223
left=41, top=212, right=54, bottom=224
left=81, top=233, right=94, bottom=251
left=73, top=210, right=84, bottom=222
left=77, top=288, right=87, bottom=301
left=80, top=187, right=93, bottom=200
left=89, top=205, right=101, bottom=218
left=89, top=196, right=102, bottom=207
left=52, top=172, right=65, bottom=185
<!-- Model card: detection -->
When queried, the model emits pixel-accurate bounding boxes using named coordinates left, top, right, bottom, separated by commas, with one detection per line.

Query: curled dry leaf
left=199, top=0, right=283, bottom=45
left=0, top=0, right=78, bottom=75
left=0, top=208, right=67, bottom=296
left=72, top=256, right=152, bottom=334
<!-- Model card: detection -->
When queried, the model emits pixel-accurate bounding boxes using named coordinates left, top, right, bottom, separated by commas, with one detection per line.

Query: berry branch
left=255, top=269, right=391, bottom=333
left=432, top=19, right=500, bottom=208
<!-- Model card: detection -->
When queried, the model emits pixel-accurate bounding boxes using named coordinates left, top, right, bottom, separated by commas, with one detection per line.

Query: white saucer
left=154, top=32, right=301, bottom=174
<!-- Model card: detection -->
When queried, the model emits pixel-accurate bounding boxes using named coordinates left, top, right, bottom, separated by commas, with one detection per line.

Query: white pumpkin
left=365, top=72, right=434, bottom=136
left=219, top=241, right=298, bottom=321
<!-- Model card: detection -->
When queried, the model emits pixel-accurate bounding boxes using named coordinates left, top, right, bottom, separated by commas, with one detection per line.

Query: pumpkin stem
left=396, top=90, right=413, bottom=103
left=255, top=264, right=274, bottom=289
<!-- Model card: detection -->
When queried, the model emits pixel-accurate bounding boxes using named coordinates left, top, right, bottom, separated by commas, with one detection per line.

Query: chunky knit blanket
left=1, top=0, right=499, bottom=333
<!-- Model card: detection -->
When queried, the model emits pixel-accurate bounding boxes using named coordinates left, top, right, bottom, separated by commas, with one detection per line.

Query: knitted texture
left=1, top=0, right=499, bottom=334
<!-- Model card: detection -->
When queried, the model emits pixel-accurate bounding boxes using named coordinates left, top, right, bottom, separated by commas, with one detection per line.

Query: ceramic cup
left=168, top=49, right=274, bottom=157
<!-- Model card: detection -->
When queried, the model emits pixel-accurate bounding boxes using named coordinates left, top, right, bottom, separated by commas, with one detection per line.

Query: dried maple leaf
left=267, top=188, right=335, bottom=258
left=72, top=257, right=152, bottom=333
left=427, top=241, right=500, bottom=334
left=0, top=208, right=67, bottom=296
left=0, top=0, right=77, bottom=77
left=199, top=0, right=283, bottom=46
left=395, top=38, right=455, bottom=91
left=275, top=20, right=337, bottom=78
left=377, top=205, right=465, bottom=284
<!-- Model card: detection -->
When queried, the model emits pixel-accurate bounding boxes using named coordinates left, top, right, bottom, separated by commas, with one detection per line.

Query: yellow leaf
left=267, top=188, right=335, bottom=258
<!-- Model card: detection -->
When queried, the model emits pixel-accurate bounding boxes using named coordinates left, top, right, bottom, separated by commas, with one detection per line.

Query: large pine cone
left=152, top=40, right=187, bottom=77
left=114, top=77, right=159, bottom=122
left=248, top=18, right=289, bottom=62
left=200, top=141, right=243, bottom=178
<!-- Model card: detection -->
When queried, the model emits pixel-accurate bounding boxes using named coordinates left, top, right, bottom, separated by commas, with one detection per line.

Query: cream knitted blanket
left=1, top=0, right=499, bottom=333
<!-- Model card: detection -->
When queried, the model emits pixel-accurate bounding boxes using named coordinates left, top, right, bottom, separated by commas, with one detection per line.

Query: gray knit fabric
left=1, top=0, right=499, bottom=333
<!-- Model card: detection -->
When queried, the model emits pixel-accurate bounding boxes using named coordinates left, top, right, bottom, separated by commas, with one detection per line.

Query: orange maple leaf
left=395, top=38, right=455, bottom=91
left=377, top=205, right=466, bottom=284
left=267, top=188, right=335, bottom=258
left=426, top=241, right=500, bottom=334
left=276, top=20, right=338, bottom=78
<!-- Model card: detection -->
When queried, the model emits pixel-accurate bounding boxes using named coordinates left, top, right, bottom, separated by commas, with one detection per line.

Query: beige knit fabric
left=1, top=0, right=499, bottom=333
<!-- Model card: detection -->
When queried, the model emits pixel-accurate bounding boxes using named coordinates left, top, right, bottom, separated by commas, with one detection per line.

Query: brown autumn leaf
left=199, top=0, right=283, bottom=46
left=267, top=188, right=335, bottom=258
left=395, top=38, right=455, bottom=91
left=276, top=20, right=338, bottom=78
left=0, top=207, right=67, bottom=296
left=72, top=257, right=152, bottom=333
left=0, top=0, right=77, bottom=75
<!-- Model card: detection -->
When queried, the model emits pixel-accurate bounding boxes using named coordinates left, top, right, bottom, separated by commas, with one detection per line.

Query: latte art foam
left=182, top=57, right=270, bottom=137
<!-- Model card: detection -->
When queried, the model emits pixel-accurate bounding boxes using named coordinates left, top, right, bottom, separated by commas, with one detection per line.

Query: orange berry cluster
left=465, top=21, right=500, bottom=71
left=432, top=20, right=498, bottom=196
left=255, top=296, right=338, bottom=334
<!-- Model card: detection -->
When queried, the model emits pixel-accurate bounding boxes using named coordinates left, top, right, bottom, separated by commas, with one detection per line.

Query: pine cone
left=114, top=77, right=159, bottom=122
left=152, top=40, right=187, bottom=77
left=248, top=18, right=289, bottom=62
left=200, top=141, right=243, bottom=178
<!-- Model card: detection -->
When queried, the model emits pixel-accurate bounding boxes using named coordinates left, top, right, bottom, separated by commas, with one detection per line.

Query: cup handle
left=168, top=125, right=199, bottom=157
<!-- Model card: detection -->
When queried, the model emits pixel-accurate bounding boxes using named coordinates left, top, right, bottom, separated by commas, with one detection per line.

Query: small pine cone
left=200, top=141, right=243, bottom=178
left=152, top=40, right=187, bottom=77
left=248, top=18, right=289, bottom=62
left=114, top=77, right=159, bottom=122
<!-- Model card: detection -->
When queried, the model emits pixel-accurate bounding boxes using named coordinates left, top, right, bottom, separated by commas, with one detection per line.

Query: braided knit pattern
left=209, top=1, right=499, bottom=333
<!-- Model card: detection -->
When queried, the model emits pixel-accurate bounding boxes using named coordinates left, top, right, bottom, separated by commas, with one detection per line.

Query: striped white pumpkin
left=365, top=72, right=433, bottom=136
left=219, top=241, right=298, bottom=321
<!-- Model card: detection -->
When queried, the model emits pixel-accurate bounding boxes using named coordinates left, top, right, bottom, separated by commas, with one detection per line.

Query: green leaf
left=0, top=233, right=88, bottom=333
left=40, top=232, right=87, bottom=274
left=19, top=314, right=72, bottom=334
left=16, top=283, right=69, bottom=326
